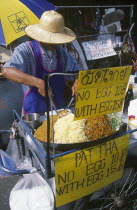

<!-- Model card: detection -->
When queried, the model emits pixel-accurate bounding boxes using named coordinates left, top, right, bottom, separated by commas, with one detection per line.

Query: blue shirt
left=4, top=41, right=81, bottom=99
left=4, top=41, right=81, bottom=74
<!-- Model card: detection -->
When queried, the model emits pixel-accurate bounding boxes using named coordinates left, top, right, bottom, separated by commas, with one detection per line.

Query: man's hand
left=2, top=67, right=46, bottom=96
left=36, top=79, right=45, bottom=97
left=133, top=60, right=137, bottom=71
left=72, top=79, right=78, bottom=96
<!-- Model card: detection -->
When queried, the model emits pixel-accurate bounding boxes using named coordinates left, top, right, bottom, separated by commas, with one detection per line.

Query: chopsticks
left=49, top=89, right=61, bottom=117
left=65, top=96, right=75, bottom=109
left=52, top=103, right=61, bottom=117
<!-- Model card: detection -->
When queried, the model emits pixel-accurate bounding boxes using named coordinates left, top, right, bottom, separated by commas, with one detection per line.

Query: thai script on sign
left=80, top=68, right=127, bottom=87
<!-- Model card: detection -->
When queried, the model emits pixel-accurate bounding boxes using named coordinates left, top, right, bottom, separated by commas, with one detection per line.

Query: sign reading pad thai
left=55, top=134, right=129, bottom=207
left=74, top=66, right=132, bottom=120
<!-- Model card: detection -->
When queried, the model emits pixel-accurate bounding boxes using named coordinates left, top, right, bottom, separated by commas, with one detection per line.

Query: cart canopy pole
left=44, top=74, right=52, bottom=178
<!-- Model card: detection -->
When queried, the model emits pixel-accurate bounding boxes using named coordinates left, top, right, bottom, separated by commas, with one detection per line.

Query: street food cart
left=1, top=67, right=137, bottom=209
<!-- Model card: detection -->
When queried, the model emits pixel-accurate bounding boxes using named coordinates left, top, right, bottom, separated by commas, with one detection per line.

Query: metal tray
left=37, top=123, right=127, bottom=152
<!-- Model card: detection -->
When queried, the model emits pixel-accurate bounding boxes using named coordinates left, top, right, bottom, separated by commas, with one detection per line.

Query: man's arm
left=2, top=67, right=45, bottom=96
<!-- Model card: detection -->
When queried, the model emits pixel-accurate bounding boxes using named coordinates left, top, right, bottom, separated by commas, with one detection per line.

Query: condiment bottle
left=128, top=115, right=135, bottom=120
left=123, top=83, right=134, bottom=114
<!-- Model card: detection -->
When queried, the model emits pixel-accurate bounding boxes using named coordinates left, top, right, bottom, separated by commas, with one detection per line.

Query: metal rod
left=44, top=74, right=52, bottom=178
left=57, top=5, right=134, bottom=8
left=129, top=23, right=135, bottom=38
left=48, top=72, right=79, bottom=78
left=0, top=165, right=33, bottom=175
left=130, top=5, right=134, bottom=26
left=52, top=104, right=61, bottom=117
left=0, top=162, right=39, bottom=175
left=77, top=30, right=128, bottom=39
left=0, top=130, right=12, bottom=133
left=65, top=96, right=75, bottom=109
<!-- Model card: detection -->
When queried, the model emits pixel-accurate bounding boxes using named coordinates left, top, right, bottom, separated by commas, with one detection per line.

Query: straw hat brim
left=25, top=24, right=76, bottom=44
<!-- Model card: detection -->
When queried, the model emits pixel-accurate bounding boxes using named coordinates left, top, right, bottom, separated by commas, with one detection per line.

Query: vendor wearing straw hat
left=2, top=10, right=80, bottom=114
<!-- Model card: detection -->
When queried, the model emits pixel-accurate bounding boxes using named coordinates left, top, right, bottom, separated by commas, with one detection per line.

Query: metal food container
left=22, top=113, right=41, bottom=130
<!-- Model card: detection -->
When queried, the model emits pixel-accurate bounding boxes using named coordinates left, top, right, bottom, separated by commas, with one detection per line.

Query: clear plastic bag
left=0, top=149, right=16, bottom=176
left=9, top=158, right=55, bottom=210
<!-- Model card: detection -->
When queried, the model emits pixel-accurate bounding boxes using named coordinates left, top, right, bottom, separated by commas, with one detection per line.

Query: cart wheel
left=85, top=167, right=137, bottom=210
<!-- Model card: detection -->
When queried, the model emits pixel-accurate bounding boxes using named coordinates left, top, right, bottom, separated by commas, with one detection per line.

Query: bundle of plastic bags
left=9, top=158, right=55, bottom=210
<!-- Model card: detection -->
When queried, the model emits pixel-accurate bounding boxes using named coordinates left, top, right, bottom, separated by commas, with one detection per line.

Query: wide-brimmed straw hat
left=25, top=10, right=76, bottom=44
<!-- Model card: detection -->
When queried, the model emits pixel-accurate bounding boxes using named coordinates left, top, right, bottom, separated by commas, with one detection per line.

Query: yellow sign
left=55, top=134, right=129, bottom=207
left=74, top=66, right=132, bottom=120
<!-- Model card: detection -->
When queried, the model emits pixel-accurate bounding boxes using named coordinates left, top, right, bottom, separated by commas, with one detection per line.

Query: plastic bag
left=9, top=158, right=55, bottom=210
left=0, top=149, right=16, bottom=176
left=6, top=138, right=22, bottom=167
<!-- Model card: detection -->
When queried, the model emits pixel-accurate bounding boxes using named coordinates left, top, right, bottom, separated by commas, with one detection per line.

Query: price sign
left=55, top=134, right=129, bottom=207
left=74, top=66, right=132, bottom=120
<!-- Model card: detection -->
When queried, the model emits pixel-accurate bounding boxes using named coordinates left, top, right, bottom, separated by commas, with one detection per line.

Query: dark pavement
left=0, top=175, right=20, bottom=210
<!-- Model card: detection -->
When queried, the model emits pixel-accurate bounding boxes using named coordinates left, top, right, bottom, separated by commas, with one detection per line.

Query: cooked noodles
left=85, top=115, right=115, bottom=141
left=34, top=113, right=115, bottom=144
left=54, top=113, right=88, bottom=143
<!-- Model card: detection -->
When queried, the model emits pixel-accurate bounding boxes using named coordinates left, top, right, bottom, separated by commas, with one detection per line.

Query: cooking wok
left=36, top=122, right=127, bottom=152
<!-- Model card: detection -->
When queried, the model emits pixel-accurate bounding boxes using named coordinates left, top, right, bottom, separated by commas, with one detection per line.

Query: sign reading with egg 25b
left=74, top=66, right=132, bottom=120
left=55, top=134, right=129, bottom=207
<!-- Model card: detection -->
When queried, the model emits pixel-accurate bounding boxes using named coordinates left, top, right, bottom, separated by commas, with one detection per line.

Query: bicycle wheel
left=86, top=167, right=137, bottom=210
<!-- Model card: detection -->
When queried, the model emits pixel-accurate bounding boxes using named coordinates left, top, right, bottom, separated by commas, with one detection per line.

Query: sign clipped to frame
left=55, top=134, right=129, bottom=207
left=74, top=66, right=132, bottom=120
left=82, top=39, right=116, bottom=60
